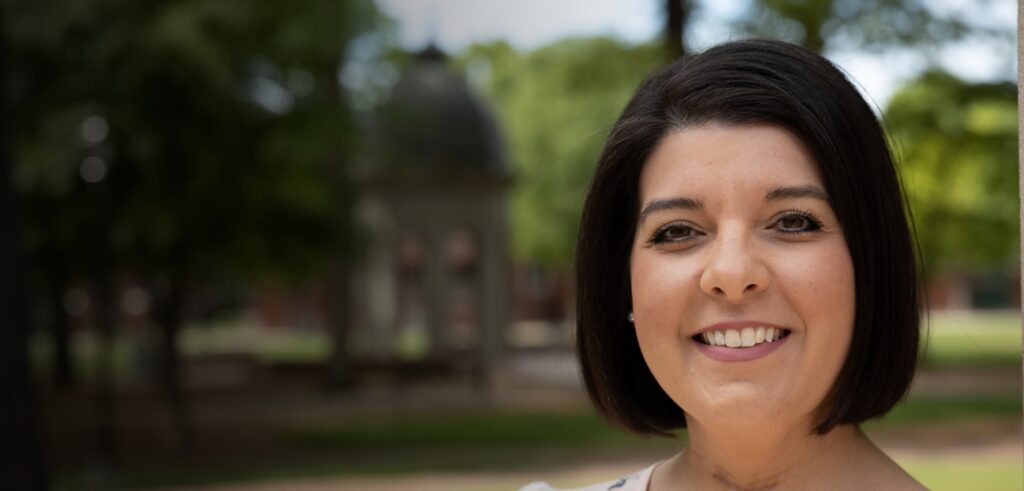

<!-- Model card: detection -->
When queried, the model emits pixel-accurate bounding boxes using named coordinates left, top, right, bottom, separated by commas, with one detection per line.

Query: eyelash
left=777, top=209, right=824, bottom=234
left=646, top=210, right=824, bottom=246
left=648, top=222, right=699, bottom=245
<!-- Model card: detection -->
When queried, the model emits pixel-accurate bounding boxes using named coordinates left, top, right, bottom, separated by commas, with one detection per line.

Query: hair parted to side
left=575, top=39, right=920, bottom=437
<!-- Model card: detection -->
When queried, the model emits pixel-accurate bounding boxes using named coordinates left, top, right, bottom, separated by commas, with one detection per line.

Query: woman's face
left=629, top=123, right=855, bottom=431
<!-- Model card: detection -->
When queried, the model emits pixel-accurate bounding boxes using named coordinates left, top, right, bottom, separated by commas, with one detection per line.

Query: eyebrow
left=637, top=197, right=703, bottom=224
left=636, top=185, right=830, bottom=224
left=763, top=185, right=830, bottom=203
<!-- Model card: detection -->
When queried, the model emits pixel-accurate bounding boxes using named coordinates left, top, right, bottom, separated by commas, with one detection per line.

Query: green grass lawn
left=51, top=388, right=1020, bottom=489
left=901, top=459, right=1023, bottom=491
left=88, top=393, right=1019, bottom=489
left=282, top=393, right=1020, bottom=452
left=920, top=311, right=1020, bottom=368
left=875, top=393, right=1021, bottom=425
left=284, top=409, right=676, bottom=450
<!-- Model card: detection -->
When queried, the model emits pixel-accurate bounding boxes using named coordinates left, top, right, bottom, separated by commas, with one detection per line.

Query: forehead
left=639, top=124, right=823, bottom=203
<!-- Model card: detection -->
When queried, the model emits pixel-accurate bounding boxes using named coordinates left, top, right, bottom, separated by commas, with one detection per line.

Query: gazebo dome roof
left=369, top=43, right=506, bottom=177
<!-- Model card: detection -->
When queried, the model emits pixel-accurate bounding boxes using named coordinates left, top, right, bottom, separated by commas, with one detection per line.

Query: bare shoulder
left=882, top=461, right=929, bottom=490
left=846, top=441, right=929, bottom=490
left=865, top=464, right=928, bottom=491
left=865, top=469, right=929, bottom=490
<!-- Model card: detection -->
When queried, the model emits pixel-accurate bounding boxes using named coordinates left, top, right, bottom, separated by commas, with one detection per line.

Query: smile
left=695, top=327, right=791, bottom=347
left=692, top=326, right=792, bottom=362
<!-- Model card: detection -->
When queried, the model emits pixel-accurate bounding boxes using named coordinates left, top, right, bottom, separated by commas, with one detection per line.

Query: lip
left=694, top=333, right=789, bottom=362
left=692, top=320, right=792, bottom=363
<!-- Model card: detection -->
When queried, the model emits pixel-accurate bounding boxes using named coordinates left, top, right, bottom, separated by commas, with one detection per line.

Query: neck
left=658, top=416, right=869, bottom=491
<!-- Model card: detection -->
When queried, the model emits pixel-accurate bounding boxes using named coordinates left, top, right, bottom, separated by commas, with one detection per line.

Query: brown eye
left=650, top=222, right=699, bottom=245
left=775, top=212, right=823, bottom=234
left=780, top=215, right=808, bottom=230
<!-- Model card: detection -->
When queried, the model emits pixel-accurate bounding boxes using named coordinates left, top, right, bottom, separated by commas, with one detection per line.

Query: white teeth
left=724, top=330, right=741, bottom=347
left=740, top=327, right=756, bottom=347
left=700, top=326, right=787, bottom=348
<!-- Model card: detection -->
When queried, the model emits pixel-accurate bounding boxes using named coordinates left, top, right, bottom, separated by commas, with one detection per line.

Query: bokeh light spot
left=79, top=156, right=107, bottom=183
left=81, top=115, right=109, bottom=144
left=63, top=288, right=90, bottom=316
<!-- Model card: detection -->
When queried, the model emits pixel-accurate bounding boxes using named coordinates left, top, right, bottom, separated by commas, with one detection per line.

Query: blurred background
left=1, top=0, right=1019, bottom=489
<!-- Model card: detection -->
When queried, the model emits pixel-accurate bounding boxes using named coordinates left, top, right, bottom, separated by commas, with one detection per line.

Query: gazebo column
left=366, top=230, right=397, bottom=357
left=476, top=215, right=507, bottom=392
left=425, top=230, right=449, bottom=358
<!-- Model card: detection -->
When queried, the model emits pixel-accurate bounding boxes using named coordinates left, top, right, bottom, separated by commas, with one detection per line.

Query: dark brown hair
left=575, top=39, right=920, bottom=436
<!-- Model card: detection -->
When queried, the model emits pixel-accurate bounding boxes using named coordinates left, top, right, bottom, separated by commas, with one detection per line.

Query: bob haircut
left=576, top=39, right=920, bottom=437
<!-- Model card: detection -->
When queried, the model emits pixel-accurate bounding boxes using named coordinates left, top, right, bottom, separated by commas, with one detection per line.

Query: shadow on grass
left=282, top=394, right=1020, bottom=451
left=58, top=393, right=1020, bottom=489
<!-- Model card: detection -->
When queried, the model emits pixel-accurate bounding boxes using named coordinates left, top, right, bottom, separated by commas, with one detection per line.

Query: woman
left=522, top=40, right=924, bottom=490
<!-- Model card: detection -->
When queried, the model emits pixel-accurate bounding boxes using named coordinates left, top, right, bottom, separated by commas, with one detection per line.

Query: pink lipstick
left=694, top=334, right=789, bottom=362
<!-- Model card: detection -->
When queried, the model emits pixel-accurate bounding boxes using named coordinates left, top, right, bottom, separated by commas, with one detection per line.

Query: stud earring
left=627, top=311, right=635, bottom=323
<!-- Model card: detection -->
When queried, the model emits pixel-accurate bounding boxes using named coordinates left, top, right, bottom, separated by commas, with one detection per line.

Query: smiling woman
left=520, top=40, right=923, bottom=491
left=633, top=124, right=854, bottom=383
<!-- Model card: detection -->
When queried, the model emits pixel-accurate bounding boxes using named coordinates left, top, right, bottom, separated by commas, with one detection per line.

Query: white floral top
left=518, top=463, right=657, bottom=491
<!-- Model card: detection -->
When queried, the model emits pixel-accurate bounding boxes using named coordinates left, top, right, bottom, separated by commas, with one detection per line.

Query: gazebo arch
left=349, top=43, right=511, bottom=388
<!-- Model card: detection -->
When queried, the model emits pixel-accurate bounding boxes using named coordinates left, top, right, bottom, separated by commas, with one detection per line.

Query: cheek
left=827, top=249, right=856, bottom=323
left=629, top=252, right=693, bottom=409
left=629, top=251, right=703, bottom=393
left=781, top=240, right=857, bottom=361
left=629, top=251, right=699, bottom=324
left=777, top=238, right=854, bottom=312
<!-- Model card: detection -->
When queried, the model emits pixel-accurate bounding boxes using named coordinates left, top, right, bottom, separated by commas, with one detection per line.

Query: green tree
left=884, top=70, right=1018, bottom=277
left=735, top=0, right=985, bottom=53
left=0, top=6, right=49, bottom=487
left=458, top=38, right=664, bottom=269
left=7, top=0, right=381, bottom=457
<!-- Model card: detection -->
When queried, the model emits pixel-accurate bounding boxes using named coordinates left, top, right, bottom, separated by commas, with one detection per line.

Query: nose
left=699, top=226, right=770, bottom=302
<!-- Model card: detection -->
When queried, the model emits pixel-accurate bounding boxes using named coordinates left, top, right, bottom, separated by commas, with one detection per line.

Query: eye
left=649, top=221, right=700, bottom=245
left=774, top=211, right=823, bottom=234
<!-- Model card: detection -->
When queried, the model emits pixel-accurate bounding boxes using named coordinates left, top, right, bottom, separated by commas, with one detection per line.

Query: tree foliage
left=5, top=0, right=382, bottom=453
left=458, top=38, right=664, bottom=268
left=735, top=0, right=986, bottom=53
left=8, top=0, right=380, bottom=292
left=884, top=70, right=1018, bottom=276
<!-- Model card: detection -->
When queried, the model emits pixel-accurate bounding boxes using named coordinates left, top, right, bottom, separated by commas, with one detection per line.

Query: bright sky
left=374, top=0, right=1015, bottom=108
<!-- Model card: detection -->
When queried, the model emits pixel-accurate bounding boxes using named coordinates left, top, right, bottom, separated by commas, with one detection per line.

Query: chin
left=681, top=383, right=809, bottom=429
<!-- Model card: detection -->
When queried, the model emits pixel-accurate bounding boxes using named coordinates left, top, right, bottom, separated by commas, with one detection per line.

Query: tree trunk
left=49, top=272, right=74, bottom=389
left=93, top=275, right=118, bottom=468
left=0, top=8, right=50, bottom=488
left=325, top=260, right=355, bottom=390
left=156, top=278, right=193, bottom=452
left=321, top=62, right=356, bottom=392
left=665, top=0, right=691, bottom=60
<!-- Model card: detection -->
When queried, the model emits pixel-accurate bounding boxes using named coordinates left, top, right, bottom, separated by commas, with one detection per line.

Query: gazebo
left=349, top=43, right=511, bottom=388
